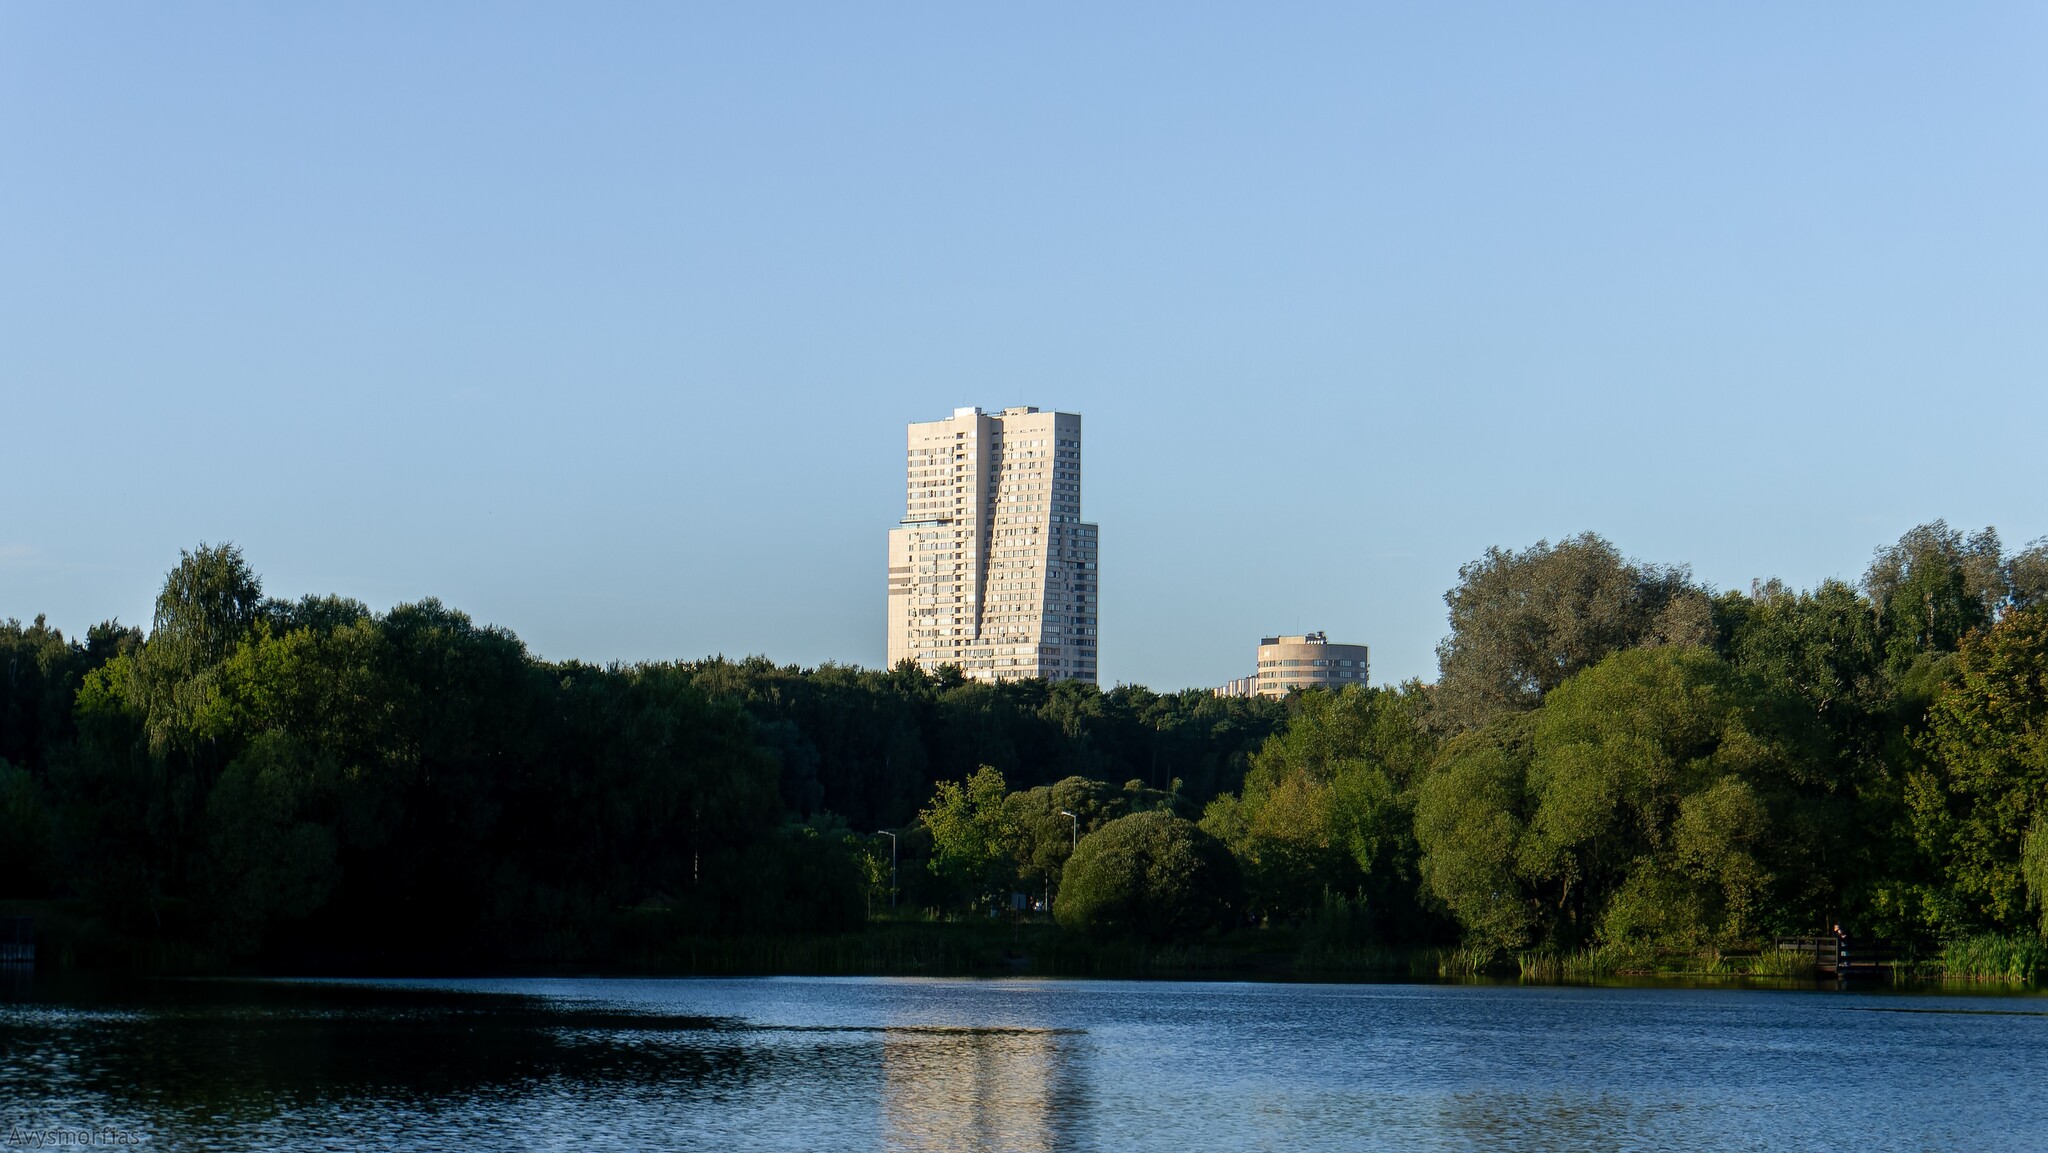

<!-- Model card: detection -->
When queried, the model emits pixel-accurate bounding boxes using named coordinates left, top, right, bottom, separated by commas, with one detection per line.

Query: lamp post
left=1053, top=810, right=1083, bottom=917
left=876, top=830, right=898, bottom=909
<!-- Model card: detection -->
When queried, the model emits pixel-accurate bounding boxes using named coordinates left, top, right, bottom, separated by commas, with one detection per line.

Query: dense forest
left=3, top=521, right=2045, bottom=972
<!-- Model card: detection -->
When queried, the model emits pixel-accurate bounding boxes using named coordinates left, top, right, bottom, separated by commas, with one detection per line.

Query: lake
left=3, top=973, right=2045, bottom=1151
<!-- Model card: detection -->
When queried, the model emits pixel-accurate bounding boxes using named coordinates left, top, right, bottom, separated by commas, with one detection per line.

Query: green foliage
left=851, top=832, right=895, bottom=914
left=1433, top=533, right=1709, bottom=732
left=1909, top=606, right=2048, bottom=934
left=1200, top=686, right=1432, bottom=928
left=134, top=542, right=265, bottom=754
left=1000, top=775, right=1127, bottom=905
left=202, top=733, right=340, bottom=952
left=724, top=824, right=868, bottom=935
left=1430, top=944, right=1499, bottom=977
left=1520, top=647, right=1787, bottom=948
left=9, top=525, right=2048, bottom=970
left=1515, top=944, right=1651, bottom=981
left=1053, top=810, right=1241, bottom=940
left=919, top=765, right=1013, bottom=909
left=674, top=659, right=1284, bottom=831
left=2023, top=820, right=2048, bottom=938
left=0, top=760, right=53, bottom=897
left=2009, top=539, right=2048, bottom=613
left=1405, top=523, right=2045, bottom=957
left=1744, top=948, right=1818, bottom=979
left=1297, top=889, right=1379, bottom=966
left=3, top=615, right=137, bottom=775
left=1413, top=715, right=1536, bottom=948
left=1726, top=579, right=1887, bottom=761
left=1935, top=933, right=2046, bottom=984
left=1864, top=521, right=2007, bottom=673
left=1417, top=647, right=1811, bottom=951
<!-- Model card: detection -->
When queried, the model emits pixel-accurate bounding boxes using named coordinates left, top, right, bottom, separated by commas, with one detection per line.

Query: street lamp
left=1058, top=810, right=1079, bottom=852
left=875, top=830, right=898, bottom=909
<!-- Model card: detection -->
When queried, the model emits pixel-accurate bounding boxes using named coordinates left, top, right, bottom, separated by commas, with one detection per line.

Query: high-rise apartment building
left=886, top=406, right=1098, bottom=683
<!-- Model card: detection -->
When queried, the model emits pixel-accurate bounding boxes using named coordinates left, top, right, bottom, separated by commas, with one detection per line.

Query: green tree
left=0, top=759, right=53, bottom=897
left=1415, top=647, right=1813, bottom=950
left=1413, top=714, right=1537, bottom=949
left=1865, top=521, right=2007, bottom=673
left=1726, top=580, right=1886, bottom=746
left=1204, top=686, right=1433, bottom=927
left=1434, top=533, right=1709, bottom=732
left=2008, top=538, right=2048, bottom=614
left=1053, top=810, right=1241, bottom=940
left=1720, top=577, right=1922, bottom=935
left=134, top=543, right=265, bottom=753
left=919, top=765, right=1014, bottom=910
left=202, top=732, right=341, bottom=953
left=1001, top=775, right=1126, bottom=908
left=57, top=650, right=165, bottom=924
left=1518, top=646, right=1798, bottom=947
left=1909, top=606, right=2048, bottom=933
left=2, top=615, right=135, bottom=775
left=2022, top=818, right=2048, bottom=938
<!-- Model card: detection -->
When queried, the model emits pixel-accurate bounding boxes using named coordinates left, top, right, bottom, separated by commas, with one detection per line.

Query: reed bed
left=1929, top=934, right=2045, bottom=984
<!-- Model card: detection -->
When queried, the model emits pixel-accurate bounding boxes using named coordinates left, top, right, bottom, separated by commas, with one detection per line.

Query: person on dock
left=1831, top=923, right=1850, bottom=978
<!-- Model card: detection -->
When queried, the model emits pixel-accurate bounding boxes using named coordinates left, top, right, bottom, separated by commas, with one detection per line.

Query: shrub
left=1053, top=811, right=1241, bottom=941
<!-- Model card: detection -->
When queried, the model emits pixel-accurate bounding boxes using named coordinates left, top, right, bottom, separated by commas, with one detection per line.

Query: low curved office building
left=1250, top=631, right=1369, bottom=698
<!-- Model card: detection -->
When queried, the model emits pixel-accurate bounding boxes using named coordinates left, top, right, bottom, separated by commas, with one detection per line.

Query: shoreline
left=7, top=911, right=2042, bottom=995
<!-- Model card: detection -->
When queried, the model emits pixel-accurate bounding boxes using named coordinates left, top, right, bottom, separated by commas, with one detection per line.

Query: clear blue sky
left=4, top=4, right=2044, bottom=689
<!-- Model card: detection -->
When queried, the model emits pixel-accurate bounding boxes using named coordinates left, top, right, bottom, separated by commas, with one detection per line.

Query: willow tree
left=1417, top=646, right=1815, bottom=949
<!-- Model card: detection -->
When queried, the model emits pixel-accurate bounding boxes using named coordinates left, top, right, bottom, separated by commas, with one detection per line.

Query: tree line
left=914, top=523, right=2048, bottom=955
left=0, top=544, right=1281, bottom=963
left=2, top=521, right=2044, bottom=966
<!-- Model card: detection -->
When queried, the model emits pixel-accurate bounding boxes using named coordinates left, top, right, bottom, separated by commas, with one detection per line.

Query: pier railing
left=1773, top=935, right=1900, bottom=977
left=0, top=916, right=31, bottom=965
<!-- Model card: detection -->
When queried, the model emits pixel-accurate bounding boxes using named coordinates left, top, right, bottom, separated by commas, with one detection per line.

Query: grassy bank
left=0, top=898, right=226, bottom=974
left=614, top=915, right=1432, bottom=980
left=1507, top=936, right=2048, bottom=988
left=1910, top=933, right=2045, bottom=985
left=9, top=897, right=2044, bottom=988
left=1509, top=945, right=1823, bottom=982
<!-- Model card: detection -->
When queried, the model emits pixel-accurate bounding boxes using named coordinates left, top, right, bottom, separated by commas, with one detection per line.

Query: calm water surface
left=4, top=972, right=2046, bottom=1151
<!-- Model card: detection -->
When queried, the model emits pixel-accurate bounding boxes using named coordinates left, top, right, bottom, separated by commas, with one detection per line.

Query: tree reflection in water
left=1, top=979, right=1099, bottom=1150
left=9, top=977, right=2048, bottom=1151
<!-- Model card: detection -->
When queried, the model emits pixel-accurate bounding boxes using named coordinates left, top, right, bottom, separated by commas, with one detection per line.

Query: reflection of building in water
left=882, top=1027, right=1088, bottom=1152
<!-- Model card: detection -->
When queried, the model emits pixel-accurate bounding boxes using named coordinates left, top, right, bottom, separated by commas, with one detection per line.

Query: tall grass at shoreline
left=518, top=921, right=2048, bottom=986
left=1513, top=944, right=1830, bottom=981
left=1742, top=948, right=1819, bottom=979
left=18, top=891, right=2045, bottom=987
left=1928, top=934, right=2045, bottom=984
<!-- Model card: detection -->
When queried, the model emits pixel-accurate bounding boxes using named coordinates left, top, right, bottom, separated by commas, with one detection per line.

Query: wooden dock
left=1773, top=935, right=1899, bottom=978
left=0, top=916, right=31, bottom=965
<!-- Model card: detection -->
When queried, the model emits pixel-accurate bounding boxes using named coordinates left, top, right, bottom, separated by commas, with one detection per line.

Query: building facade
left=886, top=406, right=1099, bottom=683
left=1222, top=631, right=1368, bottom=698
left=1212, top=675, right=1259, bottom=699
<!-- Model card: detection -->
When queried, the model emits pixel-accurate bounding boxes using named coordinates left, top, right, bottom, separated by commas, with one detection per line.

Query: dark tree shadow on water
left=1, top=979, right=1098, bottom=1151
